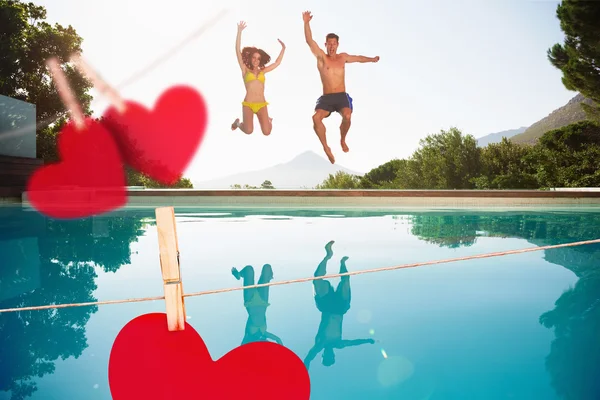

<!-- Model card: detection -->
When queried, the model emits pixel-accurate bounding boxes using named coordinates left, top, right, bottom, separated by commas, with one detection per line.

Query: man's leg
left=336, top=256, right=351, bottom=305
left=313, top=108, right=335, bottom=164
left=257, top=263, right=273, bottom=302
left=313, top=240, right=335, bottom=298
left=338, top=94, right=353, bottom=152
left=340, top=108, right=352, bottom=153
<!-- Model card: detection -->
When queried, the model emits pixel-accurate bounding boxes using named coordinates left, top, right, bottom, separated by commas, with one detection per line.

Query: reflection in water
left=304, top=241, right=375, bottom=369
left=538, top=244, right=600, bottom=400
left=1, top=209, right=599, bottom=399
left=409, top=212, right=600, bottom=400
left=0, top=238, right=41, bottom=304
left=0, top=209, right=149, bottom=400
left=231, top=264, right=283, bottom=345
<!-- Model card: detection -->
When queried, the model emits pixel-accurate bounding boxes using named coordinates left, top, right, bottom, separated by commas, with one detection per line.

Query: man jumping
left=302, top=10, right=379, bottom=164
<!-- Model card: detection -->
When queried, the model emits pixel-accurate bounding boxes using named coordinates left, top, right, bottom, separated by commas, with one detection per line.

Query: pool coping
left=120, top=189, right=600, bottom=198
left=8, top=189, right=600, bottom=209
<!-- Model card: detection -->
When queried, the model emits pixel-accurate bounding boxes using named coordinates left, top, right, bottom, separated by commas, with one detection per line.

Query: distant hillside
left=511, top=93, right=595, bottom=144
left=476, top=127, right=528, bottom=147
left=193, top=151, right=363, bottom=189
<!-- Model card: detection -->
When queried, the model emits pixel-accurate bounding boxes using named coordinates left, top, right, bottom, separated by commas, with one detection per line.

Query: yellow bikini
left=244, top=291, right=269, bottom=335
left=242, top=70, right=268, bottom=113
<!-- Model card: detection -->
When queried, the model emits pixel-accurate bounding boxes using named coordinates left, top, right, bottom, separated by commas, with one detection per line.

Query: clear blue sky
left=36, top=0, right=573, bottom=181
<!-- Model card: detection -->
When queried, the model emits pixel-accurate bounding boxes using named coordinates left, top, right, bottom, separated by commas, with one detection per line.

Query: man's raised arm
left=303, top=11, right=323, bottom=58
left=343, top=54, right=380, bottom=63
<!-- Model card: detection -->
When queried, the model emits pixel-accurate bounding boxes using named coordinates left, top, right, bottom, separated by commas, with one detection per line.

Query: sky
left=33, top=0, right=574, bottom=182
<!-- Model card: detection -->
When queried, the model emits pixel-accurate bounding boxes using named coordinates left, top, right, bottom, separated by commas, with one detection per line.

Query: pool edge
left=9, top=189, right=600, bottom=210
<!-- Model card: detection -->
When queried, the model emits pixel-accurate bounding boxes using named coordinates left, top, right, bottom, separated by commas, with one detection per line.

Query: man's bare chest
left=320, top=59, right=345, bottom=73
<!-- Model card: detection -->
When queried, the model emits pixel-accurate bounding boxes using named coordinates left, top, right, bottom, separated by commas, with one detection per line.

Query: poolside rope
left=1, top=237, right=599, bottom=314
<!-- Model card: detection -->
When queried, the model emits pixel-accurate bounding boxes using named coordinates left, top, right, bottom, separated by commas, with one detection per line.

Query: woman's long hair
left=241, top=46, right=271, bottom=70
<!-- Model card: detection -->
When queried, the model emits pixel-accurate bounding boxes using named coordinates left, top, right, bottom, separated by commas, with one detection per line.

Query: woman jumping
left=231, top=20, right=285, bottom=136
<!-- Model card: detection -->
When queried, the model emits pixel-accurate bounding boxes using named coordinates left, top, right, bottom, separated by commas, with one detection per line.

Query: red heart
left=102, top=85, right=208, bottom=185
left=26, top=118, right=127, bottom=219
left=108, top=313, right=311, bottom=399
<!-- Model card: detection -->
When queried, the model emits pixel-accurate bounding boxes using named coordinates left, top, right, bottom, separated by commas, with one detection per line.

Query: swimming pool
left=1, top=205, right=599, bottom=399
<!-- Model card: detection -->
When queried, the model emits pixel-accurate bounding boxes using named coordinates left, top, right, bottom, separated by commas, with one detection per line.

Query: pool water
left=1, top=206, right=599, bottom=399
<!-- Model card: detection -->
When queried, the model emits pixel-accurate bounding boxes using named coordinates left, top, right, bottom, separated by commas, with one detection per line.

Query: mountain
left=510, top=93, right=595, bottom=144
left=193, top=151, right=363, bottom=189
left=476, top=127, right=528, bottom=147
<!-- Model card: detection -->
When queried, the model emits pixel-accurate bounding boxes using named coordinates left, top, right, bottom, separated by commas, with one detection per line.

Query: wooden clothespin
left=70, top=53, right=127, bottom=114
left=46, top=57, right=86, bottom=130
left=155, top=206, right=186, bottom=331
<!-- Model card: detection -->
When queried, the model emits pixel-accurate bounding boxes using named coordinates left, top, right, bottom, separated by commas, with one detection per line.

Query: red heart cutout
left=102, top=85, right=208, bottom=185
left=26, top=118, right=127, bottom=219
left=108, top=313, right=311, bottom=399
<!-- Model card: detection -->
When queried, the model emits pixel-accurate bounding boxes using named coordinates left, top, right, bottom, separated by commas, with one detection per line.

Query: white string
left=1, top=237, right=599, bottom=314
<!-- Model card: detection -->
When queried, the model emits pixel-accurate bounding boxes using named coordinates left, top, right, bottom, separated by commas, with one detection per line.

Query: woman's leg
left=256, top=105, right=272, bottom=136
left=232, top=265, right=256, bottom=303
left=231, top=105, right=254, bottom=134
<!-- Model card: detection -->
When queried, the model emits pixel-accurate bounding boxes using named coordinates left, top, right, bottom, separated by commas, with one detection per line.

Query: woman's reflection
left=231, top=264, right=283, bottom=345
left=304, top=240, right=374, bottom=369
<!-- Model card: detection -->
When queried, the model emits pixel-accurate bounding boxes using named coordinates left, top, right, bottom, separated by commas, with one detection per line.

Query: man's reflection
left=304, top=240, right=374, bottom=369
left=231, top=264, right=283, bottom=345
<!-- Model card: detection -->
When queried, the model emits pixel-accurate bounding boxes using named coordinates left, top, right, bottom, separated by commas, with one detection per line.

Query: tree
left=0, top=0, right=94, bottom=161
left=1, top=1, right=193, bottom=189
left=315, top=120, right=600, bottom=191
left=35, top=115, right=194, bottom=188
left=315, top=127, right=484, bottom=190
left=316, top=171, right=361, bottom=189
left=473, top=137, right=538, bottom=189
left=359, top=159, right=407, bottom=189
left=35, top=117, right=66, bottom=163
left=261, top=180, right=275, bottom=189
left=397, top=127, right=482, bottom=189
left=529, top=120, right=600, bottom=188
left=124, top=167, right=193, bottom=188
left=547, top=0, right=600, bottom=121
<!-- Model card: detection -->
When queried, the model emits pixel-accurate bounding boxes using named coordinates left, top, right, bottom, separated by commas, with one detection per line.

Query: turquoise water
left=1, top=205, right=599, bottom=400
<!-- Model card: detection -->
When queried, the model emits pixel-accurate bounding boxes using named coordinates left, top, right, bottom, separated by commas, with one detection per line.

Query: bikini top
left=244, top=70, right=265, bottom=83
